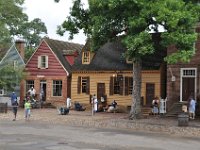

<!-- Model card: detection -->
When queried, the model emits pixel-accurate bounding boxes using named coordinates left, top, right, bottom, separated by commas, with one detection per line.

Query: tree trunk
left=129, top=60, right=142, bottom=119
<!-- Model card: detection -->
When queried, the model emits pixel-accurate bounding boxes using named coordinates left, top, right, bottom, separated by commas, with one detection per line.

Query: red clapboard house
left=20, top=38, right=83, bottom=107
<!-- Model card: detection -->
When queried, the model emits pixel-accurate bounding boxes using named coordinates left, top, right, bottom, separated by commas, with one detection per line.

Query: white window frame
left=13, top=60, right=18, bottom=69
left=52, top=80, right=62, bottom=96
left=38, top=55, right=48, bottom=69
left=180, top=68, right=197, bottom=102
left=0, top=89, right=4, bottom=96
left=82, top=52, right=90, bottom=64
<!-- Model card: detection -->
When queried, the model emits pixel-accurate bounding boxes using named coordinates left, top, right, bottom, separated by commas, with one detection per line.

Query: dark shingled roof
left=44, top=38, right=83, bottom=73
left=73, top=41, right=166, bottom=71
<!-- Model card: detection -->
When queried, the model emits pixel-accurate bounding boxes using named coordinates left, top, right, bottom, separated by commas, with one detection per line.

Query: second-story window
left=38, top=55, right=48, bottom=69
left=82, top=52, right=90, bottom=64
left=13, top=60, right=18, bottom=69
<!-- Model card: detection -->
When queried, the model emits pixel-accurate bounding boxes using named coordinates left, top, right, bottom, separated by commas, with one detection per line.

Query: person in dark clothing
left=111, top=100, right=117, bottom=108
left=74, top=102, right=86, bottom=111
left=11, top=92, right=18, bottom=121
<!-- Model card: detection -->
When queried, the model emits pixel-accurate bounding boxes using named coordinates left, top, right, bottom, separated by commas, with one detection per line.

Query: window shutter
left=125, top=77, right=129, bottom=95
left=86, top=77, right=90, bottom=94
left=119, top=75, right=123, bottom=95
left=38, top=56, right=41, bottom=68
left=89, top=94, right=92, bottom=104
left=45, top=56, right=48, bottom=68
left=110, top=77, right=113, bottom=95
left=77, top=76, right=81, bottom=94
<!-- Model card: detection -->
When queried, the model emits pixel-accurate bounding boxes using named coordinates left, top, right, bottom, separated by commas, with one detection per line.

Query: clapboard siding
left=71, top=70, right=161, bottom=107
left=0, top=44, right=25, bottom=97
left=26, top=41, right=66, bottom=77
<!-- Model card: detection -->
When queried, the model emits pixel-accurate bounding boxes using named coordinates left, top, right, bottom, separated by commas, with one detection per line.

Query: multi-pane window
left=53, top=80, right=62, bottom=96
left=182, top=69, right=196, bottom=77
left=126, top=57, right=133, bottom=64
left=110, top=76, right=123, bottom=95
left=113, top=78, right=120, bottom=94
left=26, top=80, right=34, bottom=92
left=77, top=76, right=90, bottom=94
left=82, top=52, right=90, bottom=64
left=128, top=77, right=133, bottom=95
left=81, top=77, right=87, bottom=93
left=38, top=55, right=48, bottom=68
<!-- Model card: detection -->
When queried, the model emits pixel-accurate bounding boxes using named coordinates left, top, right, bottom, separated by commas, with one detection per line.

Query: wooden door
left=146, top=83, right=155, bottom=106
left=182, top=77, right=195, bottom=101
left=97, top=83, right=105, bottom=100
left=40, top=81, right=46, bottom=101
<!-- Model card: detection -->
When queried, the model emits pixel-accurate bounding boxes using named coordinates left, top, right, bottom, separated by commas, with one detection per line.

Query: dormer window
left=82, top=52, right=90, bottom=64
left=126, top=57, right=133, bottom=64
left=38, top=55, right=48, bottom=69
left=13, top=60, right=18, bottom=69
left=0, top=89, right=4, bottom=96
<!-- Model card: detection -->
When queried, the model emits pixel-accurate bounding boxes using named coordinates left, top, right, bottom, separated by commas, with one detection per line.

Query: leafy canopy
left=0, top=65, right=26, bottom=91
left=0, top=0, right=47, bottom=49
left=57, top=0, right=199, bottom=63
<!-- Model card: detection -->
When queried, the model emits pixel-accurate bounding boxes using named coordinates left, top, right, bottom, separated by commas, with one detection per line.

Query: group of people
left=11, top=92, right=31, bottom=121
left=10, top=88, right=197, bottom=120
left=151, top=96, right=197, bottom=119
left=10, top=87, right=36, bottom=121
left=91, top=94, right=118, bottom=113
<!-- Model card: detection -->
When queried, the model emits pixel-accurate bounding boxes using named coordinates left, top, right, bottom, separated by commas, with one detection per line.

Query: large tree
left=0, top=0, right=47, bottom=50
left=56, top=0, right=200, bottom=119
left=0, top=0, right=47, bottom=91
left=0, top=0, right=26, bottom=48
left=0, top=65, right=25, bottom=92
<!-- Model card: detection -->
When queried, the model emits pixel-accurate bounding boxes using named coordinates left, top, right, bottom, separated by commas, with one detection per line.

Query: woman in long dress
left=93, top=97, right=98, bottom=112
left=189, top=97, right=196, bottom=119
left=152, top=96, right=159, bottom=115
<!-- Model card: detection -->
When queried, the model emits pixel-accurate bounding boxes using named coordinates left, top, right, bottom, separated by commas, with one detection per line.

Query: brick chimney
left=15, top=40, right=25, bottom=60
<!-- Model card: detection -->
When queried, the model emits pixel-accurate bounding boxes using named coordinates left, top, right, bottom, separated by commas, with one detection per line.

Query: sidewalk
left=1, top=108, right=200, bottom=137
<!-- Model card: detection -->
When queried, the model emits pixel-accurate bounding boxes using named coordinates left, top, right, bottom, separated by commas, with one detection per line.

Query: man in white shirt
left=28, top=87, right=36, bottom=99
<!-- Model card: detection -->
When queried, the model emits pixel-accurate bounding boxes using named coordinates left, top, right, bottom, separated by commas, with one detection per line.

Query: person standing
left=10, top=92, right=18, bottom=121
left=91, top=94, right=98, bottom=115
left=93, top=96, right=98, bottom=113
left=152, top=96, right=159, bottom=115
left=24, top=98, right=31, bottom=121
left=66, top=97, right=72, bottom=109
left=28, top=87, right=36, bottom=99
left=189, top=97, right=196, bottom=119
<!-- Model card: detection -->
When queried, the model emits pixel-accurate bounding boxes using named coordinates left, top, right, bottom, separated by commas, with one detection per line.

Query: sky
left=23, top=0, right=88, bottom=44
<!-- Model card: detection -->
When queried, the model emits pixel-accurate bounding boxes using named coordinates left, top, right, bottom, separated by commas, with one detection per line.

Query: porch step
left=141, top=107, right=152, bottom=118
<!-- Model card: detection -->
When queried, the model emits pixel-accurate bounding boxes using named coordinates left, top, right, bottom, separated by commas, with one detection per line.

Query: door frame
left=97, top=83, right=105, bottom=100
left=40, top=80, right=47, bottom=101
left=145, top=83, right=155, bottom=106
left=180, top=68, right=197, bottom=102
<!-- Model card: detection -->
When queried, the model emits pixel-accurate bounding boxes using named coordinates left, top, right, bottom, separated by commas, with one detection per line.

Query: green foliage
left=0, top=0, right=25, bottom=45
left=0, top=0, right=47, bottom=49
left=0, top=65, right=26, bottom=91
left=20, top=18, right=47, bottom=49
left=57, top=0, right=199, bottom=63
left=24, top=47, right=35, bottom=62
left=57, top=0, right=200, bottom=119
